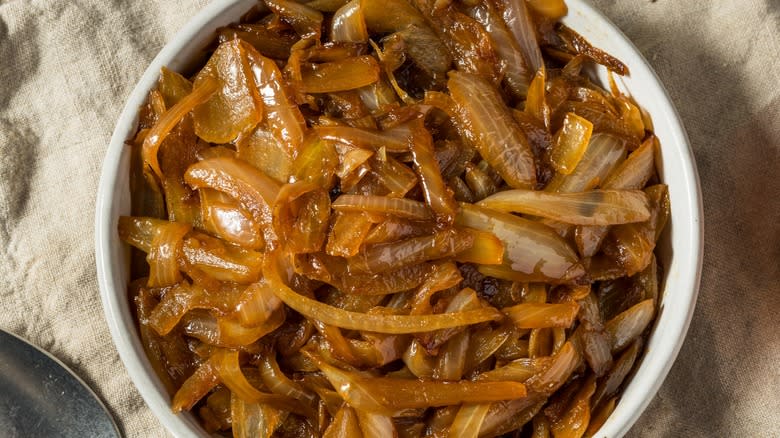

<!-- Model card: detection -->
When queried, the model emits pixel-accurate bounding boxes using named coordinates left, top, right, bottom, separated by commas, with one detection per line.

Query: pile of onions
left=121, top=0, right=668, bottom=436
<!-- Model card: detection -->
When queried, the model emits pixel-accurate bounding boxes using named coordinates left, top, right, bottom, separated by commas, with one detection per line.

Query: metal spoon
left=0, top=329, right=120, bottom=438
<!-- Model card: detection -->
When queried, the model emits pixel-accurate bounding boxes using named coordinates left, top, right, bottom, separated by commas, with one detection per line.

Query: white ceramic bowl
left=95, top=1, right=703, bottom=436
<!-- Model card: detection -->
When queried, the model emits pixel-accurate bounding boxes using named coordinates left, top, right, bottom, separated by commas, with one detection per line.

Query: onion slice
left=185, top=157, right=281, bottom=248
left=331, top=0, right=368, bottom=43
left=264, top=253, right=502, bottom=334
left=448, top=71, right=536, bottom=189
left=478, top=189, right=651, bottom=225
left=315, top=358, right=527, bottom=412
left=142, top=77, right=218, bottom=181
left=332, top=195, right=433, bottom=220
left=503, top=302, right=580, bottom=329
left=301, top=56, right=380, bottom=93
left=457, top=204, right=584, bottom=283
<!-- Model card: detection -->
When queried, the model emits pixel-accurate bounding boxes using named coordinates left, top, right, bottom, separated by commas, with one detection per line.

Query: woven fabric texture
left=0, top=0, right=777, bottom=436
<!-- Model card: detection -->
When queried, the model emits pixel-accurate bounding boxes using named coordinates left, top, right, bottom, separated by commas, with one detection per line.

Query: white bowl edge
left=95, top=1, right=258, bottom=437
left=563, top=1, right=703, bottom=436
left=95, top=1, right=704, bottom=437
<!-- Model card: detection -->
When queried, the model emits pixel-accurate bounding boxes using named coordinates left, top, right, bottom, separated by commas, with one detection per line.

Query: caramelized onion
left=142, top=77, right=218, bottom=181
left=124, top=2, right=669, bottom=435
left=478, top=189, right=651, bottom=225
left=265, top=252, right=501, bottom=333
left=192, top=40, right=262, bottom=144
left=448, top=71, right=537, bottom=189
left=185, top=157, right=280, bottom=247
left=332, top=194, right=433, bottom=220
left=301, top=56, right=380, bottom=93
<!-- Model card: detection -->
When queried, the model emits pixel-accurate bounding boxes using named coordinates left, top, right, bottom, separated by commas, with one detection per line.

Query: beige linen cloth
left=0, top=0, right=777, bottom=436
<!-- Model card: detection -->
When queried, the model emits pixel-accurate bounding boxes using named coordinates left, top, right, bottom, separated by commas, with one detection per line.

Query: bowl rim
left=565, top=1, right=703, bottom=436
left=95, top=1, right=703, bottom=436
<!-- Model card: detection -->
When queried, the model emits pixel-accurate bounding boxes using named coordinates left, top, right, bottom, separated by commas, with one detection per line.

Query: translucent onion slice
left=265, top=0, right=324, bottom=39
left=192, top=40, right=263, bottom=144
left=592, top=340, right=640, bottom=409
left=410, top=120, right=458, bottom=222
left=476, top=357, right=552, bottom=383
left=525, top=341, right=581, bottom=396
left=200, top=188, right=263, bottom=250
left=449, top=403, right=491, bottom=438
left=315, top=358, right=527, bottom=411
left=214, top=350, right=266, bottom=403
left=293, top=136, right=339, bottom=189
left=142, top=77, right=218, bottom=180
left=545, top=133, right=626, bottom=193
left=331, top=0, right=368, bottom=43
left=549, top=375, right=595, bottom=438
left=582, top=329, right=613, bottom=377
left=236, top=282, right=283, bottom=327
left=604, top=299, right=655, bottom=353
left=356, top=411, right=396, bottom=437
left=347, top=228, right=474, bottom=274
left=301, top=56, right=380, bottom=93
left=601, top=135, right=656, bottom=190
left=323, top=405, right=363, bottom=438
left=265, top=253, right=502, bottom=334
left=457, top=204, right=584, bottom=283
left=273, top=182, right=331, bottom=254
left=499, top=0, right=543, bottom=74
left=332, top=195, right=433, bottom=220
left=503, top=302, right=580, bottom=329
left=432, top=326, right=470, bottom=380
left=185, top=156, right=281, bottom=247
left=413, top=1, right=500, bottom=82
left=182, top=309, right=285, bottom=348
left=172, top=354, right=220, bottom=412
left=147, top=282, right=235, bottom=336
left=453, top=229, right=504, bottom=265
left=245, top=47, right=306, bottom=157
left=326, top=211, right=374, bottom=257
left=466, top=3, right=531, bottom=98
left=146, top=221, right=191, bottom=287
left=336, top=146, right=374, bottom=180
left=527, top=0, right=567, bottom=20
left=217, top=23, right=297, bottom=60
left=551, top=112, right=594, bottom=175
left=158, top=67, right=193, bottom=107
left=363, top=0, right=451, bottom=79
left=365, top=219, right=436, bottom=246
left=575, top=136, right=656, bottom=257
left=409, top=261, right=463, bottom=316
left=259, top=354, right=318, bottom=407
left=586, top=397, right=617, bottom=437
left=362, top=0, right=426, bottom=33
left=478, top=398, right=546, bottom=437
left=556, top=24, right=628, bottom=75
left=603, top=184, right=669, bottom=275
left=182, top=234, right=263, bottom=284
left=316, top=123, right=412, bottom=153
left=118, top=216, right=171, bottom=253
left=478, top=189, right=650, bottom=225
left=134, top=285, right=193, bottom=394
left=230, top=392, right=286, bottom=438
left=369, top=156, right=418, bottom=197
left=448, top=71, right=536, bottom=189
left=464, top=324, right=514, bottom=374
left=525, top=68, right=550, bottom=129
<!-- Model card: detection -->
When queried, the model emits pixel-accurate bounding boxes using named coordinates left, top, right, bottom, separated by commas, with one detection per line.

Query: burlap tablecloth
left=0, top=0, right=777, bottom=436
